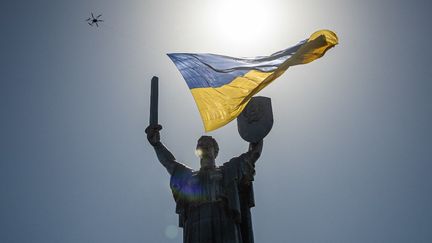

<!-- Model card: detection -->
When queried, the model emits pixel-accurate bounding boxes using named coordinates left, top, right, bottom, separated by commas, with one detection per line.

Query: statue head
left=196, top=135, right=219, bottom=168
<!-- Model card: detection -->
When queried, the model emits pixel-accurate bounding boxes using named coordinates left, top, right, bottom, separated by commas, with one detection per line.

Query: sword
left=149, top=76, right=159, bottom=126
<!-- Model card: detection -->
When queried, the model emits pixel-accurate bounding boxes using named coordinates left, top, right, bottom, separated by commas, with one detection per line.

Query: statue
left=146, top=77, right=271, bottom=243
left=146, top=125, right=263, bottom=243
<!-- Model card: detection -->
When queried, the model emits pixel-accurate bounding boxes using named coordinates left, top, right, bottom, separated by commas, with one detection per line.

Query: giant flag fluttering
left=168, top=29, right=338, bottom=132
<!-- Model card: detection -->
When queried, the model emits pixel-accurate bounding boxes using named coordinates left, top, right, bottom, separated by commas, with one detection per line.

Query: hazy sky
left=1, top=0, right=431, bottom=242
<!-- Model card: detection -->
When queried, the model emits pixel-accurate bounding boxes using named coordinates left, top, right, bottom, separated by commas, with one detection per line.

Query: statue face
left=196, top=141, right=216, bottom=159
left=196, top=136, right=218, bottom=168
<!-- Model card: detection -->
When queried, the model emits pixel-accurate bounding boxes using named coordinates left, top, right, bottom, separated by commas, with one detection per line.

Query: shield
left=237, top=96, right=273, bottom=143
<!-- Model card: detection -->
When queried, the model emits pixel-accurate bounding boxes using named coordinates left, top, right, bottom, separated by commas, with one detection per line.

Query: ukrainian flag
left=168, top=30, right=338, bottom=132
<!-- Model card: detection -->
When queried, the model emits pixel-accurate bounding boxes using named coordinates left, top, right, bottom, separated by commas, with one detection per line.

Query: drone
left=86, top=13, right=103, bottom=27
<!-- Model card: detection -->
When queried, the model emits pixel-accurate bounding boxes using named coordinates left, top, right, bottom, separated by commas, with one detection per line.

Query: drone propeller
left=98, top=19, right=104, bottom=22
left=95, top=22, right=99, bottom=27
left=88, top=22, right=93, bottom=26
left=91, top=12, right=95, bottom=18
left=86, top=18, right=91, bottom=21
left=97, top=14, right=102, bottom=18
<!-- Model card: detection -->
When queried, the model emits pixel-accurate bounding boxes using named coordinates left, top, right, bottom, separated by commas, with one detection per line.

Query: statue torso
left=170, top=155, right=255, bottom=243
left=182, top=168, right=225, bottom=204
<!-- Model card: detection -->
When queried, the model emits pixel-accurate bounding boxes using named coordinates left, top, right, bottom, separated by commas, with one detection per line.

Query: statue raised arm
left=145, top=124, right=183, bottom=175
left=247, top=140, right=263, bottom=164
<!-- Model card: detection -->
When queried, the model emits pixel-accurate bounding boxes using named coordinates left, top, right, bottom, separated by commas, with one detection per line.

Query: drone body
left=86, top=13, right=103, bottom=27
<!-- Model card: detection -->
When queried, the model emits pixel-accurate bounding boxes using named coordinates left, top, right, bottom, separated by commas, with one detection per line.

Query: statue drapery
left=170, top=152, right=256, bottom=243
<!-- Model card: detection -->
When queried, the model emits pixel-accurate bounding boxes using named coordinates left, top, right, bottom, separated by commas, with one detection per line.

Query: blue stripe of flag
left=167, top=40, right=305, bottom=89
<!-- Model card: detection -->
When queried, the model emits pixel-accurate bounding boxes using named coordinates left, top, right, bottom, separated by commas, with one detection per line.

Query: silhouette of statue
left=146, top=124, right=263, bottom=243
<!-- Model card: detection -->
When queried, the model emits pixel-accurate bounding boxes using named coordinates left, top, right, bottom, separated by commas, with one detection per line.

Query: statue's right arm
left=146, top=124, right=179, bottom=175
left=152, top=142, right=178, bottom=175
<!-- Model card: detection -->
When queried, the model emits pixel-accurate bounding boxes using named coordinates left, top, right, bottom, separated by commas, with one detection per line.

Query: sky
left=1, top=0, right=431, bottom=242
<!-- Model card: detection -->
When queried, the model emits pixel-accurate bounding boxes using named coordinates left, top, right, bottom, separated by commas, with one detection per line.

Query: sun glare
left=195, top=148, right=203, bottom=158
left=207, top=0, right=276, bottom=48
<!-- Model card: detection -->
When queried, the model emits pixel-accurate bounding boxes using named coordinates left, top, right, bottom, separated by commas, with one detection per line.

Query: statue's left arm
left=238, top=140, right=263, bottom=183
left=247, top=140, right=263, bottom=165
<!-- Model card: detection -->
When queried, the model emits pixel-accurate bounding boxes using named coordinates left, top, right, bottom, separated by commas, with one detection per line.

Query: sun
left=207, top=0, right=277, bottom=48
